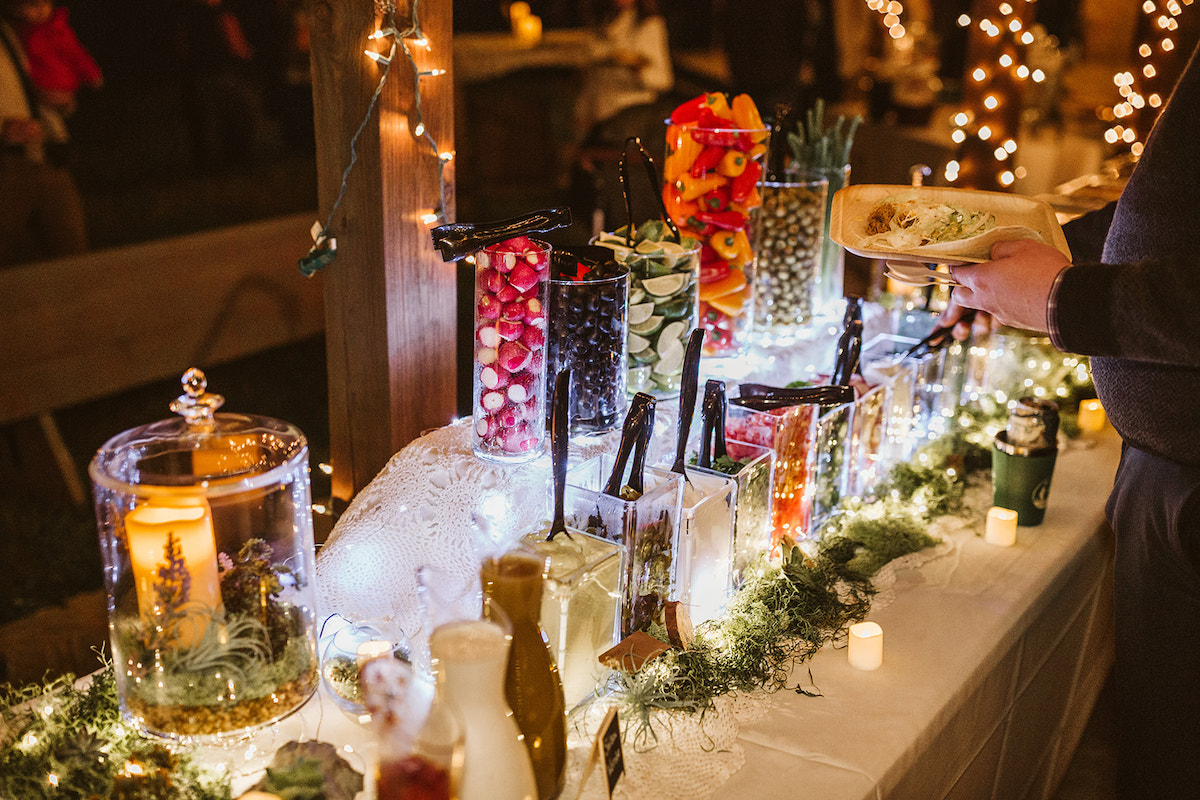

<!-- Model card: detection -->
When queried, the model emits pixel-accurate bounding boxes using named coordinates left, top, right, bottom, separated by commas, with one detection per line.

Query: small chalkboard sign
left=576, top=706, right=624, bottom=800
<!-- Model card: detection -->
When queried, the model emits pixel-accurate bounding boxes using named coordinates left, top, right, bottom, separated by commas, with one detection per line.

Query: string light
left=300, top=0, right=451, bottom=276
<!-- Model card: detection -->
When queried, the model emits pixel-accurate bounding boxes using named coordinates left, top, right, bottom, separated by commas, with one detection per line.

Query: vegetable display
left=663, top=93, right=768, bottom=355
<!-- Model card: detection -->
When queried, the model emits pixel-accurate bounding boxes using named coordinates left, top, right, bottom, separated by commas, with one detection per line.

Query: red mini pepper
left=694, top=209, right=747, bottom=231
left=668, top=94, right=708, bottom=125
left=730, top=159, right=762, bottom=203
left=689, top=145, right=726, bottom=178
left=700, top=184, right=731, bottom=212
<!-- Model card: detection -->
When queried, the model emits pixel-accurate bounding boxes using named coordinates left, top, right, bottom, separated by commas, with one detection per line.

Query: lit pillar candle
left=1077, top=399, right=1107, bottom=434
left=985, top=506, right=1019, bottom=547
left=514, top=14, right=542, bottom=45
left=125, top=498, right=222, bottom=648
left=848, top=621, right=884, bottom=671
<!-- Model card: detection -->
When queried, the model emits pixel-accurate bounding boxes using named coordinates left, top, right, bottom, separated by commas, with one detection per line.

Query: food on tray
left=857, top=191, right=1043, bottom=260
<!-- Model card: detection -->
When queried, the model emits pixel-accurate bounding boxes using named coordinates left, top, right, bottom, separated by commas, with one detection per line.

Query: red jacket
left=19, top=7, right=102, bottom=94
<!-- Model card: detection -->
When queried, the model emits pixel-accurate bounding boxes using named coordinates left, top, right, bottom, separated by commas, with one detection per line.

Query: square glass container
left=564, top=455, right=684, bottom=637
left=674, top=471, right=736, bottom=626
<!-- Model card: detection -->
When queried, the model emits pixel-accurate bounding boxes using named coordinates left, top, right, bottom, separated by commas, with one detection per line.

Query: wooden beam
left=0, top=212, right=323, bottom=425
left=309, top=0, right=457, bottom=501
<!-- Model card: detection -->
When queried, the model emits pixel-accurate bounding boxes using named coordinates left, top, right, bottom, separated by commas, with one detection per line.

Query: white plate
left=829, top=184, right=1072, bottom=265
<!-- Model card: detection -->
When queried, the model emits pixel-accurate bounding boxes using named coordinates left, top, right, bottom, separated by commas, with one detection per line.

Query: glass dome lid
left=89, top=368, right=308, bottom=497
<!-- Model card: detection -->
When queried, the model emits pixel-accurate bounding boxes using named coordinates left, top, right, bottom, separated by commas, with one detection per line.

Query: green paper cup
left=992, top=436, right=1057, bottom=526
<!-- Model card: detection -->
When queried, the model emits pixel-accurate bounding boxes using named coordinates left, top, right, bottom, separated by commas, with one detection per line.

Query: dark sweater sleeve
left=1051, top=254, right=1200, bottom=367
left=1061, top=202, right=1115, bottom=263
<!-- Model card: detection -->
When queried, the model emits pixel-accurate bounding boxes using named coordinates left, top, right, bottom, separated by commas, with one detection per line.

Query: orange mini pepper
left=730, top=228, right=753, bottom=267
left=710, top=230, right=741, bottom=261
left=717, top=150, right=748, bottom=178
left=731, top=93, right=765, bottom=137
left=676, top=171, right=727, bottom=202
left=662, top=185, right=700, bottom=222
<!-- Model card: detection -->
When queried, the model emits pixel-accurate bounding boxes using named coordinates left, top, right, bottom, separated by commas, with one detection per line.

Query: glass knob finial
left=170, top=368, right=225, bottom=427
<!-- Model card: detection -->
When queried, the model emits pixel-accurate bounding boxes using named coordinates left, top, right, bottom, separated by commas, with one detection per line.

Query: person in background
left=0, top=2, right=87, bottom=266
left=574, top=0, right=672, bottom=141
left=8, top=0, right=101, bottom=118
left=940, top=38, right=1200, bottom=800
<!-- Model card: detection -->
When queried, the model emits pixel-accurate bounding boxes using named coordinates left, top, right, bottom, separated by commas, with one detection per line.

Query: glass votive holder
left=595, top=232, right=701, bottom=399
left=520, top=527, right=620, bottom=706
left=473, top=238, right=552, bottom=463
left=563, top=454, right=684, bottom=637
left=88, top=369, right=319, bottom=742
left=752, top=170, right=828, bottom=341
left=664, top=109, right=769, bottom=357
left=673, top=471, right=736, bottom=626
left=320, top=615, right=411, bottom=719
left=546, top=263, right=630, bottom=434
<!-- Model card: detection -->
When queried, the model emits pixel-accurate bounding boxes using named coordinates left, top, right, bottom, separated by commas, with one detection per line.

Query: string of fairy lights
left=1103, top=0, right=1195, bottom=156
left=865, top=0, right=907, bottom=41
left=943, top=1, right=1041, bottom=190
left=299, top=0, right=453, bottom=276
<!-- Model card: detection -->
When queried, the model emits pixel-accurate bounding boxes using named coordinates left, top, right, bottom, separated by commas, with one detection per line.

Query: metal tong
left=898, top=309, right=977, bottom=363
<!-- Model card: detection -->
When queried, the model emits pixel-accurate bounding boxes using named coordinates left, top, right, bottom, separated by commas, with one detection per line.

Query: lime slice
left=636, top=219, right=665, bottom=242
left=628, top=302, right=656, bottom=326
left=628, top=365, right=652, bottom=391
left=629, top=288, right=646, bottom=305
left=655, top=337, right=686, bottom=375
left=629, top=315, right=664, bottom=336
left=629, top=347, right=656, bottom=365
left=658, top=295, right=695, bottom=319
left=628, top=332, right=651, bottom=353
left=641, top=273, right=690, bottom=297
left=645, top=259, right=677, bottom=278
left=651, top=371, right=682, bottom=389
left=658, top=321, right=688, bottom=352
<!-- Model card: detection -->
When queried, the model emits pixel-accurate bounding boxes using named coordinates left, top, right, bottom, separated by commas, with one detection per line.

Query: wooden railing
left=0, top=212, right=324, bottom=426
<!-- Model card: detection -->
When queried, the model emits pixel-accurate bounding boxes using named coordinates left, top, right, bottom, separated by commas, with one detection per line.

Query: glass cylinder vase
left=663, top=114, right=769, bottom=356
left=88, top=369, right=319, bottom=743
left=752, top=170, right=828, bottom=340
left=814, top=164, right=851, bottom=320
left=546, top=264, right=629, bottom=434
left=473, top=239, right=552, bottom=463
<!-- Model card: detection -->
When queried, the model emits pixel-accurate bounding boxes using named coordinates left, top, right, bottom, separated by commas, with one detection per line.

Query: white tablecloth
left=294, top=421, right=1118, bottom=800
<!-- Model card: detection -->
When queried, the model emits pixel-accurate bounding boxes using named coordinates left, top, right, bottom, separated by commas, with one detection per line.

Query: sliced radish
left=481, top=391, right=505, bottom=412
left=508, top=262, right=540, bottom=293
left=496, top=283, right=519, bottom=303
left=477, top=294, right=502, bottom=319
left=519, top=325, right=545, bottom=349
left=477, top=347, right=497, bottom=365
left=497, top=317, right=525, bottom=341
left=477, top=326, right=500, bottom=348
left=524, top=298, right=544, bottom=322
left=497, top=340, right=532, bottom=372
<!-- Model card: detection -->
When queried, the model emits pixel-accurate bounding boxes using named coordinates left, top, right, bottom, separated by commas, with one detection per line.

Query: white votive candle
left=1077, top=399, right=1107, bottom=434
left=985, top=506, right=1019, bottom=547
left=848, top=621, right=884, bottom=671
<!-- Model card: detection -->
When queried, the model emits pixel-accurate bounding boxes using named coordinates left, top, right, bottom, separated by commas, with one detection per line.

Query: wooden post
left=309, top=0, right=456, bottom=502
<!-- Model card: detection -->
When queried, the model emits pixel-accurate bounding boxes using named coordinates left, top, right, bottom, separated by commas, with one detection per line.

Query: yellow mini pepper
left=676, top=171, right=727, bottom=202
left=716, top=150, right=748, bottom=178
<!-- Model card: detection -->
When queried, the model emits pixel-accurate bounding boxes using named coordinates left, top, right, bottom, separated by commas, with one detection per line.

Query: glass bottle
left=481, top=549, right=568, bottom=800
left=430, top=613, right=536, bottom=800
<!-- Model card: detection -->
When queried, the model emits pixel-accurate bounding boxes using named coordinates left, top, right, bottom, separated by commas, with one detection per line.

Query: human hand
left=946, top=238, right=1072, bottom=334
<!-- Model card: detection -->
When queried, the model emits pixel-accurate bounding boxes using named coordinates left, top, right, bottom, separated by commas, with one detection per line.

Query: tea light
left=985, top=506, right=1019, bottom=547
left=126, top=497, right=222, bottom=647
left=1077, top=399, right=1107, bottom=434
left=356, top=639, right=394, bottom=670
left=848, top=621, right=883, bottom=671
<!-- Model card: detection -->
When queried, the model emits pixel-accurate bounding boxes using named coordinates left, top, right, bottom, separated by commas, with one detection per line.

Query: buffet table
left=306, top=407, right=1118, bottom=800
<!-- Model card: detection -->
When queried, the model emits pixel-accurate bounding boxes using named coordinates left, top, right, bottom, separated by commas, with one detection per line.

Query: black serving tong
left=547, top=369, right=572, bottom=542
left=698, top=379, right=728, bottom=469
left=430, top=207, right=572, bottom=262
left=670, top=329, right=706, bottom=481
left=602, top=392, right=657, bottom=498
left=831, top=297, right=864, bottom=386
left=898, top=309, right=977, bottom=363
left=626, top=395, right=656, bottom=496
left=619, top=136, right=683, bottom=247
left=735, top=383, right=855, bottom=407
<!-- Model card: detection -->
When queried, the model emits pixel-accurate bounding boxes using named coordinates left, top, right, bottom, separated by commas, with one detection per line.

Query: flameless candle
left=356, top=639, right=394, bottom=670
left=1077, top=399, right=1107, bottom=434
left=125, top=498, right=222, bottom=648
left=985, top=506, right=1019, bottom=547
left=848, top=621, right=883, bottom=671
